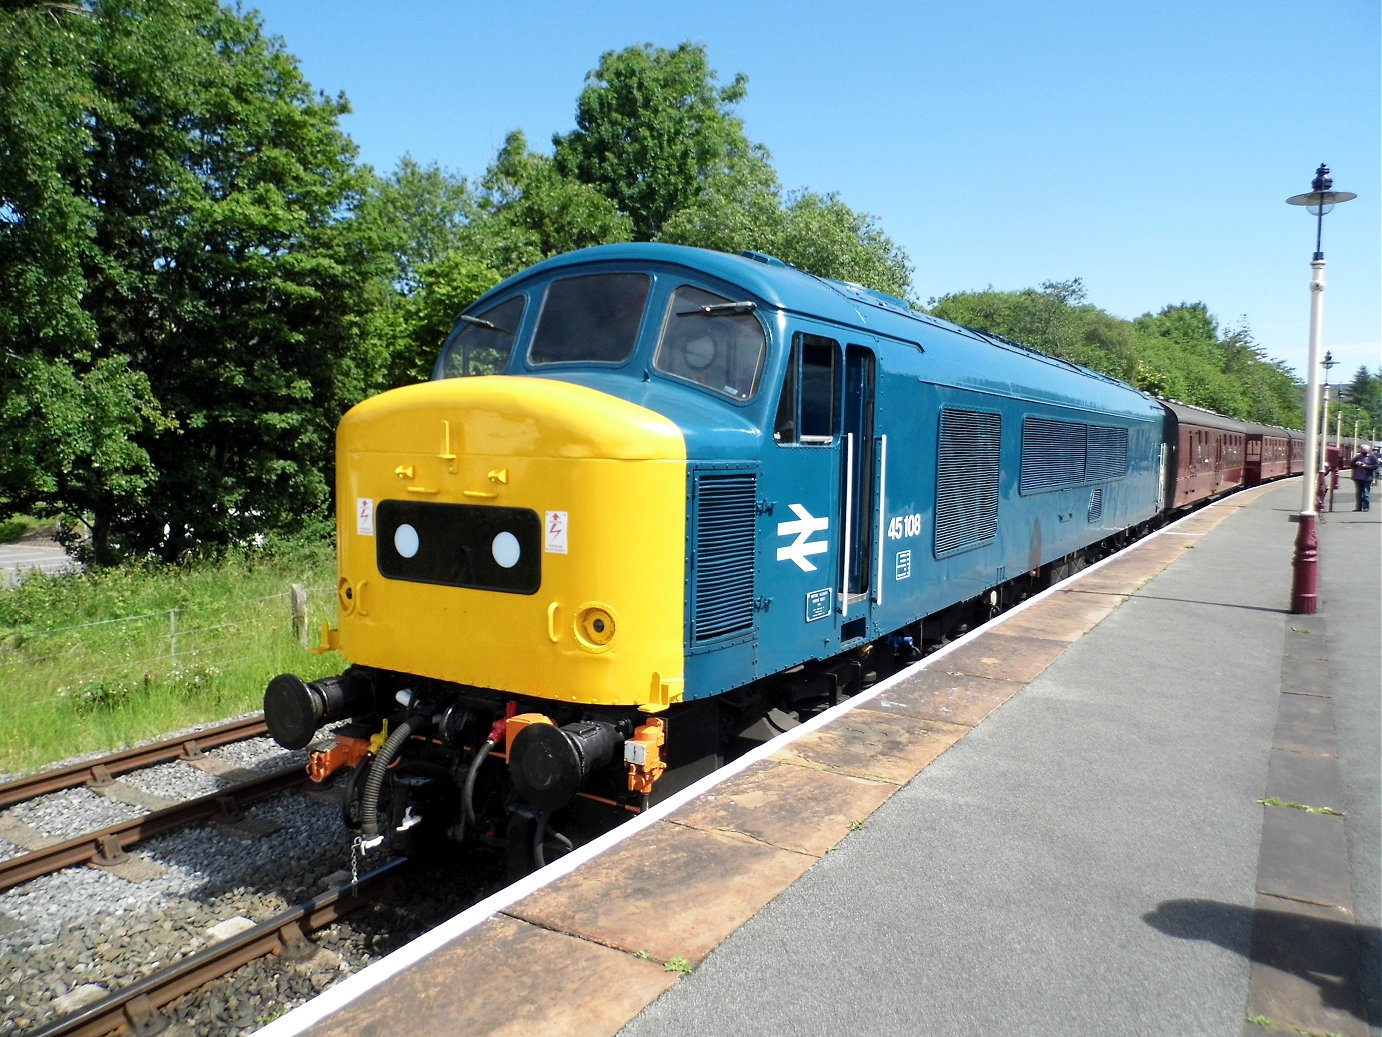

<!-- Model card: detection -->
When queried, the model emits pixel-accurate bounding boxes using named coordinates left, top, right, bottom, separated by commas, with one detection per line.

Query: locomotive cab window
left=433, top=296, right=525, bottom=379
left=653, top=286, right=766, bottom=400
left=773, top=334, right=838, bottom=444
left=529, top=273, right=650, bottom=366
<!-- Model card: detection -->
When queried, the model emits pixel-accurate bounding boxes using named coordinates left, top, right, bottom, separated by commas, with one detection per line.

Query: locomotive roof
left=474, top=242, right=1162, bottom=419
left=480, top=242, right=913, bottom=325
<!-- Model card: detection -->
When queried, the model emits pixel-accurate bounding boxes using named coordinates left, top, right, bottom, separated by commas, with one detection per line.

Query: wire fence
left=0, top=581, right=338, bottom=702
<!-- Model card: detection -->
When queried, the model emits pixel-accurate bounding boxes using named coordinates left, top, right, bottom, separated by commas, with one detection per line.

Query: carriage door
left=840, top=344, right=877, bottom=632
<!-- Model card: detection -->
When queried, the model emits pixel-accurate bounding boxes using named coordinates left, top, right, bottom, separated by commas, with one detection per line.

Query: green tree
left=662, top=188, right=914, bottom=300
left=553, top=42, right=776, bottom=241
left=465, top=130, right=633, bottom=277
left=390, top=253, right=503, bottom=386
left=0, top=0, right=387, bottom=563
left=929, top=279, right=1139, bottom=380
left=1345, top=365, right=1382, bottom=432
left=555, top=44, right=912, bottom=295
left=358, top=155, right=475, bottom=294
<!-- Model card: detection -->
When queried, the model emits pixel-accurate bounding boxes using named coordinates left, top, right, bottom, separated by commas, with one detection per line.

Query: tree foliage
left=553, top=42, right=774, bottom=242
left=467, top=130, right=633, bottom=276
left=0, top=0, right=388, bottom=562
left=930, top=287, right=1305, bottom=427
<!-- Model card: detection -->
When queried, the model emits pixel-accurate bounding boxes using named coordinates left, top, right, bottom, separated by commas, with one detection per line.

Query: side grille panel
left=1021, top=416, right=1086, bottom=492
left=935, top=408, right=1001, bottom=558
left=689, top=468, right=757, bottom=643
left=1022, top=417, right=1129, bottom=494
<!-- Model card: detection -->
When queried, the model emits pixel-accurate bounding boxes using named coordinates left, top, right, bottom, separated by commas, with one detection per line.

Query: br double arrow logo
left=776, top=503, right=829, bottom=572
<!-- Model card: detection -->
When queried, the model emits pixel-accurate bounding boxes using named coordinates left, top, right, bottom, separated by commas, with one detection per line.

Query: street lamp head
left=1286, top=162, right=1358, bottom=216
left=1286, top=163, right=1357, bottom=259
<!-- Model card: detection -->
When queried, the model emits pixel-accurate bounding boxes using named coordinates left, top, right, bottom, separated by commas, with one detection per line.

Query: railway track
left=0, top=715, right=270, bottom=809
left=0, top=763, right=307, bottom=893
left=0, top=718, right=503, bottom=1037
left=28, top=859, right=412, bottom=1037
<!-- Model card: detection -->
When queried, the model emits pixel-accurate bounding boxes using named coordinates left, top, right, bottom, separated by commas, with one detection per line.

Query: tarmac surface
left=260, top=479, right=1380, bottom=1037
left=0, top=538, right=75, bottom=587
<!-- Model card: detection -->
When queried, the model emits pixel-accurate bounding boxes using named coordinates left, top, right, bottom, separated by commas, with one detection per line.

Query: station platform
left=260, top=479, right=1380, bottom=1037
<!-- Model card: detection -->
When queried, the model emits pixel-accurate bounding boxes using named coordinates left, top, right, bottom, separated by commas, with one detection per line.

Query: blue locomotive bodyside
left=457, top=243, right=1164, bottom=701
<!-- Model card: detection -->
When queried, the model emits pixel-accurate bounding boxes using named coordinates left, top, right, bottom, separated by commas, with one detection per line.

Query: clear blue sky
left=247, top=0, right=1380, bottom=386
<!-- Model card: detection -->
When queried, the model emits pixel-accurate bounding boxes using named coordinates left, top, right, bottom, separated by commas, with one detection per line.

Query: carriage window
left=774, top=333, right=837, bottom=444
left=529, top=273, right=650, bottom=365
left=654, top=286, right=766, bottom=400
left=433, top=296, right=525, bottom=379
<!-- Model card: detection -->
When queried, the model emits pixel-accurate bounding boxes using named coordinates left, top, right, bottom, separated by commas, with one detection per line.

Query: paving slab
left=506, top=821, right=815, bottom=966
left=767, top=707, right=967, bottom=784
left=1264, top=747, right=1346, bottom=811
left=1256, top=806, right=1356, bottom=910
left=994, top=589, right=1123, bottom=641
left=1273, top=690, right=1340, bottom=755
left=869, top=668, right=1022, bottom=727
left=937, top=630, right=1071, bottom=682
left=301, top=914, right=680, bottom=1037
left=1245, top=894, right=1370, bottom=1037
left=667, top=759, right=895, bottom=857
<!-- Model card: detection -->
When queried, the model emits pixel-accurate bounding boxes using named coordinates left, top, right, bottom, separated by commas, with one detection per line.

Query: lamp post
left=1286, top=164, right=1356, bottom=614
left=1320, top=349, right=1337, bottom=465
left=1317, top=350, right=1337, bottom=511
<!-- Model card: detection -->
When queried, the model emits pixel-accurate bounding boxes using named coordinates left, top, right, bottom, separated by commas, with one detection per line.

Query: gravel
left=6, top=786, right=146, bottom=841
left=0, top=728, right=502, bottom=1037
left=120, top=759, right=233, bottom=801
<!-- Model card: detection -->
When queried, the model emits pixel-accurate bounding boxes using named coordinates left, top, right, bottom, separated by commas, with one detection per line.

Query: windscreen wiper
left=675, top=301, right=757, bottom=317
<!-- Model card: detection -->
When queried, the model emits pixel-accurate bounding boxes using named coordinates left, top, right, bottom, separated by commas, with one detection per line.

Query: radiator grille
left=1022, top=417, right=1129, bottom=493
left=1021, top=417, right=1086, bottom=491
left=1086, top=426, right=1129, bottom=482
left=935, top=408, right=1000, bottom=557
left=690, top=469, right=757, bottom=642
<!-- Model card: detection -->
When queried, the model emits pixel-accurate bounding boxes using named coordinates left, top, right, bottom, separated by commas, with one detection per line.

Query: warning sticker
left=357, top=498, right=375, bottom=537
left=546, top=511, right=568, bottom=554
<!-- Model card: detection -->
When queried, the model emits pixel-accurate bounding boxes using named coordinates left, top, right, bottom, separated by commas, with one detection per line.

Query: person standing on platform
left=1349, top=443, right=1378, bottom=511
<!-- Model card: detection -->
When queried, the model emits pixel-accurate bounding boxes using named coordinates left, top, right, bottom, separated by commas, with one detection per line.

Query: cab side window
left=433, top=296, right=525, bottom=379
left=774, top=333, right=838, bottom=444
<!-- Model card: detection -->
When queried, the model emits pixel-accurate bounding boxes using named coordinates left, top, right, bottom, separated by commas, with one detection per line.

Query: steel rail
left=0, top=765, right=307, bottom=893
left=27, top=858, right=411, bottom=1037
left=0, top=714, right=270, bottom=809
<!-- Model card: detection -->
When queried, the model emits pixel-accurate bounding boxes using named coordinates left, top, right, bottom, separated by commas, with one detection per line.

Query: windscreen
left=529, top=273, right=651, bottom=365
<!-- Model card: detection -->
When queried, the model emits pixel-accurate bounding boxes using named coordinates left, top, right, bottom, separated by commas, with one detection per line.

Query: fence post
left=290, top=584, right=309, bottom=647
left=170, top=609, right=179, bottom=669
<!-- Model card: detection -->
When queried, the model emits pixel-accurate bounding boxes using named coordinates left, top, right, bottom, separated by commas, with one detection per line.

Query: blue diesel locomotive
left=264, top=243, right=1205, bottom=872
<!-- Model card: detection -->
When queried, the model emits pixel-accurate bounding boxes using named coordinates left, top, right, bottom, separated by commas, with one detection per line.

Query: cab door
left=840, top=344, right=878, bottom=634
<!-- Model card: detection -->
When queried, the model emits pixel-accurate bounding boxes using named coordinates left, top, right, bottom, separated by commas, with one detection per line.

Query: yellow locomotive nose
left=333, top=376, right=688, bottom=712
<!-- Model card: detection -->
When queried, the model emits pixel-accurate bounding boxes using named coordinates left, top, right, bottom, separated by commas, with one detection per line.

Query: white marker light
left=394, top=524, right=419, bottom=559
left=492, top=531, right=521, bottom=568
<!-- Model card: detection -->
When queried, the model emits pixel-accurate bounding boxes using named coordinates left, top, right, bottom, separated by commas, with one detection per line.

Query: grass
left=0, top=516, right=52, bottom=544
left=0, top=539, right=343, bottom=775
left=1257, top=796, right=1343, bottom=816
